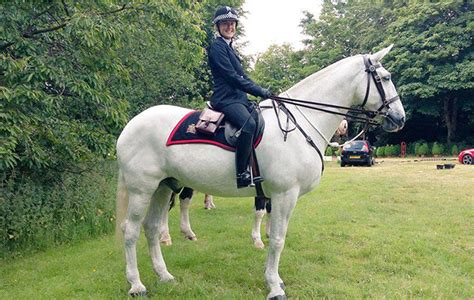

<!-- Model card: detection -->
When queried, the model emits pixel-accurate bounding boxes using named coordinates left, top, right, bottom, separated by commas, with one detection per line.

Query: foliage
left=251, top=44, right=309, bottom=93
left=416, top=143, right=430, bottom=157
left=0, top=1, right=211, bottom=184
left=385, top=1, right=474, bottom=144
left=0, top=0, right=249, bottom=255
left=431, top=142, right=444, bottom=156
left=384, top=144, right=400, bottom=157
left=0, top=161, right=116, bottom=256
left=451, top=144, right=459, bottom=156
left=299, top=0, right=473, bottom=145
left=325, top=146, right=333, bottom=156
left=376, top=146, right=385, bottom=157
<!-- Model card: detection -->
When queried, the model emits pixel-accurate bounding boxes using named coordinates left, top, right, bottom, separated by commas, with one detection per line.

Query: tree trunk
left=444, top=96, right=458, bottom=145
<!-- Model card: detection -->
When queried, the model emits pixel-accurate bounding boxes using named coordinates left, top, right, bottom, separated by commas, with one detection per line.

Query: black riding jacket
left=207, top=37, right=268, bottom=109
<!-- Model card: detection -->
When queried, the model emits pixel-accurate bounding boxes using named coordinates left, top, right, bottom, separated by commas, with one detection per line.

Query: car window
left=343, top=141, right=368, bottom=151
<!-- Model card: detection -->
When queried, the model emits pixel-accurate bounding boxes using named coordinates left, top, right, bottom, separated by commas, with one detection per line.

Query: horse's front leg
left=265, top=200, right=272, bottom=239
left=265, top=190, right=298, bottom=299
left=179, top=187, right=197, bottom=241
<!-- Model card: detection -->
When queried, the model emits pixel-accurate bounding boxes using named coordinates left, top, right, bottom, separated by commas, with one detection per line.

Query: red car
left=458, top=148, right=474, bottom=165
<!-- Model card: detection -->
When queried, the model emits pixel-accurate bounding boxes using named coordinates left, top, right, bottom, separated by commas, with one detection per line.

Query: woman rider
left=207, top=6, right=272, bottom=188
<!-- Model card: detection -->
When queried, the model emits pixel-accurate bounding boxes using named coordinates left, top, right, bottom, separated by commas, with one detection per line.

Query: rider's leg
left=220, top=103, right=257, bottom=188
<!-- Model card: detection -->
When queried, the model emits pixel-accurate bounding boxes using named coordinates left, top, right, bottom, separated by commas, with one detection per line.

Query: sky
left=239, top=0, right=323, bottom=57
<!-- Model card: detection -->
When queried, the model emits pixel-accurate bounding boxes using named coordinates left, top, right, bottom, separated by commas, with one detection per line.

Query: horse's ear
left=370, top=44, right=393, bottom=62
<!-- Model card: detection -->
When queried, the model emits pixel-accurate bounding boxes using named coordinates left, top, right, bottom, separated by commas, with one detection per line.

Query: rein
left=259, top=55, right=400, bottom=168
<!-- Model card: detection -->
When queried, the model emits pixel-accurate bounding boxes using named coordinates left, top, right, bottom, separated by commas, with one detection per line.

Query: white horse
left=115, top=46, right=405, bottom=299
left=159, top=118, right=347, bottom=249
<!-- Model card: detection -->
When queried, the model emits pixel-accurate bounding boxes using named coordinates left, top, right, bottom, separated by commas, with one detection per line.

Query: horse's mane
left=288, top=54, right=362, bottom=92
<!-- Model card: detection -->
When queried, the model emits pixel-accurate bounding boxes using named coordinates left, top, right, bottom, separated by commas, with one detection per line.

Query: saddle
left=166, top=103, right=265, bottom=150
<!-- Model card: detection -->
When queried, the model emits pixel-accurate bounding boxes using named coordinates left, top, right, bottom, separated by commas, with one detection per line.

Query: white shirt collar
left=222, top=37, right=232, bottom=45
left=216, top=33, right=232, bottom=46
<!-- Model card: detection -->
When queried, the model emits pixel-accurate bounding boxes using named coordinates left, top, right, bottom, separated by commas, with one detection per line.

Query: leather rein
left=261, top=55, right=400, bottom=169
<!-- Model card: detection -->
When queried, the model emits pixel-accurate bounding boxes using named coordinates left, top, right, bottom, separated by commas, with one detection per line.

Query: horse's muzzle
left=382, top=108, right=405, bottom=132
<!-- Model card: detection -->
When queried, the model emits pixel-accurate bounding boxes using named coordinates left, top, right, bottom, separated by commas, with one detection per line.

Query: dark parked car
left=340, top=140, right=374, bottom=167
left=458, top=148, right=474, bottom=165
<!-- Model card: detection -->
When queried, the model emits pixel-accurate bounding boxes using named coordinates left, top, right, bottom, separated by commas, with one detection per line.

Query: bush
left=384, top=144, right=400, bottom=157
left=451, top=144, right=459, bottom=156
left=393, top=144, right=401, bottom=156
left=376, top=146, right=385, bottom=157
left=407, top=142, right=416, bottom=156
left=325, top=146, right=333, bottom=156
left=0, top=160, right=117, bottom=257
left=432, top=142, right=444, bottom=156
left=384, top=145, right=393, bottom=157
left=414, top=142, right=423, bottom=156
left=416, top=143, right=430, bottom=156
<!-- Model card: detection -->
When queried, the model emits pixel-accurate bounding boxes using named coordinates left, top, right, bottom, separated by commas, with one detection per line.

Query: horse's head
left=360, top=45, right=405, bottom=132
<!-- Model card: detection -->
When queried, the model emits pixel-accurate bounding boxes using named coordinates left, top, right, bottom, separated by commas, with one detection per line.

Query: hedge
left=0, top=160, right=117, bottom=257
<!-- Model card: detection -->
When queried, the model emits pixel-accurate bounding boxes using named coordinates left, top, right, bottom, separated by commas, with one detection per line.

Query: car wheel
left=341, top=161, right=346, bottom=167
left=462, top=154, right=473, bottom=165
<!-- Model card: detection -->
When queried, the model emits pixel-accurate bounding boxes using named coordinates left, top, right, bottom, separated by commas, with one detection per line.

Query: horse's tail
left=115, top=169, right=128, bottom=243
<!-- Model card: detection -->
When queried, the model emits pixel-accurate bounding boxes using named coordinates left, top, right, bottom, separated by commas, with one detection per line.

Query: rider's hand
left=261, top=88, right=273, bottom=99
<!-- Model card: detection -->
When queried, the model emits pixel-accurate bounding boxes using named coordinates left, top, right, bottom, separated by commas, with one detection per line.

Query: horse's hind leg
left=252, top=196, right=267, bottom=249
left=179, top=187, right=197, bottom=241
left=159, top=193, right=174, bottom=246
left=143, top=184, right=175, bottom=282
left=204, top=194, right=216, bottom=209
left=123, top=189, right=155, bottom=296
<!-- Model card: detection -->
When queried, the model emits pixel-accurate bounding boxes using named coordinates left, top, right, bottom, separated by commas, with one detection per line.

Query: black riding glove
left=261, top=88, right=273, bottom=99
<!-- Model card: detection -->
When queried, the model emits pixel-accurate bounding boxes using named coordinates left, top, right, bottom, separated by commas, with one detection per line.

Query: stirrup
left=249, top=165, right=264, bottom=186
left=236, top=171, right=252, bottom=188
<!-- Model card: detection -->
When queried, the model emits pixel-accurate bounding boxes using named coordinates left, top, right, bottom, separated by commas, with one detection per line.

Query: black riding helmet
left=213, top=6, right=239, bottom=25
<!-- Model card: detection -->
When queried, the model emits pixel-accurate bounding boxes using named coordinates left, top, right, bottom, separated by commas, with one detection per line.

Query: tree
left=300, top=0, right=474, bottom=145
left=385, top=1, right=473, bottom=144
left=251, top=44, right=308, bottom=93
left=0, top=1, right=207, bottom=183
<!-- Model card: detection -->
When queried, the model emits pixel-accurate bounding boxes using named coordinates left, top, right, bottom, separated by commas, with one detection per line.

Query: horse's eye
left=383, top=75, right=391, bottom=81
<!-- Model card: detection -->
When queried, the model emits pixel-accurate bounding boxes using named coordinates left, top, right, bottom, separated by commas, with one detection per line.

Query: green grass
left=1, top=160, right=473, bottom=299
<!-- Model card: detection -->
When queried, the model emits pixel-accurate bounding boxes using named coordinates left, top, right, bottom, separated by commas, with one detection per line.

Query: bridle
left=361, top=55, right=400, bottom=112
left=261, top=55, right=401, bottom=169
left=268, top=55, right=400, bottom=126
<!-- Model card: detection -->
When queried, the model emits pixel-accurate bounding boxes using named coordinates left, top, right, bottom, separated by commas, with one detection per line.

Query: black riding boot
left=235, top=131, right=253, bottom=188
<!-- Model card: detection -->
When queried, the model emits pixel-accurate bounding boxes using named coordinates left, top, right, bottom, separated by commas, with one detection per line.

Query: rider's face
left=218, top=20, right=236, bottom=39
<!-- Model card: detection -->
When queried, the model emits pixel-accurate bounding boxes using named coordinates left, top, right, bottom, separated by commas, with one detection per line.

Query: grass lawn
left=1, top=159, right=473, bottom=299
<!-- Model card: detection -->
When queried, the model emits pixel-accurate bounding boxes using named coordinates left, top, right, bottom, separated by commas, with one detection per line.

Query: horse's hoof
left=254, top=240, right=265, bottom=249
left=186, top=235, right=197, bottom=241
left=160, top=239, right=172, bottom=246
left=269, top=295, right=287, bottom=300
left=160, top=273, right=175, bottom=282
left=128, top=286, right=147, bottom=297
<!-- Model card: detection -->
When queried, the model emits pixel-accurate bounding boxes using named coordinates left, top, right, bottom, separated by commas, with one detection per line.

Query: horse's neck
left=282, top=56, right=362, bottom=151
